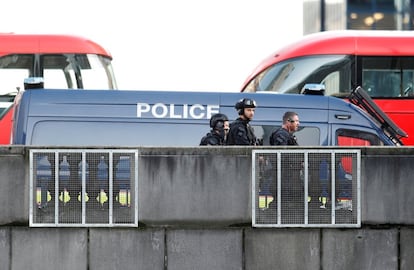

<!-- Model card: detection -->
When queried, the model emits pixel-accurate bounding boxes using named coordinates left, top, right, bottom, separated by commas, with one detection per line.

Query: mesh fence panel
left=30, top=149, right=138, bottom=227
left=253, top=149, right=360, bottom=228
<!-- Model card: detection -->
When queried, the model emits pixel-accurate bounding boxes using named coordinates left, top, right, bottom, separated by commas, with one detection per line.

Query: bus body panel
left=243, top=30, right=414, bottom=87
left=241, top=30, right=414, bottom=145
left=0, top=34, right=112, bottom=57
left=0, top=102, right=13, bottom=144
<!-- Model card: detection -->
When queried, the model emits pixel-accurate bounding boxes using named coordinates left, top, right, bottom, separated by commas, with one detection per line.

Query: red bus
left=0, top=33, right=117, bottom=144
left=241, top=30, right=414, bottom=145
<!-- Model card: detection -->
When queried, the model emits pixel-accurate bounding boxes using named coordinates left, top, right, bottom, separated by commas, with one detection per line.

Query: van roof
left=21, top=89, right=339, bottom=123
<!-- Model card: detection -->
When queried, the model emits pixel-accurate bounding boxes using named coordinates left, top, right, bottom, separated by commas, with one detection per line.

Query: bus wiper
left=348, top=86, right=408, bottom=145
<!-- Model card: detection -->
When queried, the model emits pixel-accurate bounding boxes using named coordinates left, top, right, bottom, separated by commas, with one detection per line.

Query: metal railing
left=252, top=149, right=361, bottom=227
left=29, top=149, right=138, bottom=227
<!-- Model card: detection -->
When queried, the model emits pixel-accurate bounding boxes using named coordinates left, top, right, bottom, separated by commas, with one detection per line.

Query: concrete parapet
left=362, top=148, right=414, bottom=224
left=139, top=147, right=252, bottom=226
left=11, top=227, right=87, bottom=270
left=0, top=146, right=27, bottom=225
left=322, top=228, right=398, bottom=269
left=89, top=228, right=165, bottom=269
left=245, top=228, right=320, bottom=269
left=0, top=146, right=414, bottom=269
left=401, top=228, right=414, bottom=270
left=2, top=227, right=411, bottom=270
left=1, top=146, right=414, bottom=226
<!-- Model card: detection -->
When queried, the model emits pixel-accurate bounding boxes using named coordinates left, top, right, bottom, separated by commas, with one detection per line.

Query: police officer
left=269, top=111, right=299, bottom=145
left=200, top=113, right=230, bottom=145
left=226, top=98, right=258, bottom=145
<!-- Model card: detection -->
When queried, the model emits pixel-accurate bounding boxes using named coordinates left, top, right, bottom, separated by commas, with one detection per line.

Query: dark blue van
left=11, top=86, right=405, bottom=146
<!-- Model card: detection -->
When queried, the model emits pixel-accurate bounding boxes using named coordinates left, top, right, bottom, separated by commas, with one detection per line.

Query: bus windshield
left=243, top=54, right=414, bottom=99
left=0, top=53, right=117, bottom=96
left=243, top=55, right=353, bottom=96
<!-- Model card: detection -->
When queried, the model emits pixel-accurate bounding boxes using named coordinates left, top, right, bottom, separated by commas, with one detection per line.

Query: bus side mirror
left=24, top=77, right=44, bottom=90
left=301, top=83, right=325, bottom=95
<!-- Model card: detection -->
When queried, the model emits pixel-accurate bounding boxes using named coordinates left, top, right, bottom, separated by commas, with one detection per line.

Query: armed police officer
left=226, top=98, right=259, bottom=145
left=269, top=111, right=300, bottom=145
left=269, top=111, right=302, bottom=205
left=200, top=113, right=230, bottom=145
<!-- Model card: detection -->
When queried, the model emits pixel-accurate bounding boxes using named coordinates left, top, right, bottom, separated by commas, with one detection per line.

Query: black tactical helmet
left=235, top=98, right=257, bottom=115
left=210, top=113, right=229, bottom=129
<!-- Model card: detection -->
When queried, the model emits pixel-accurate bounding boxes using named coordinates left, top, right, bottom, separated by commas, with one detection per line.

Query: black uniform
left=270, top=127, right=301, bottom=204
left=226, top=118, right=257, bottom=145
left=269, top=127, right=298, bottom=145
left=200, top=131, right=225, bottom=145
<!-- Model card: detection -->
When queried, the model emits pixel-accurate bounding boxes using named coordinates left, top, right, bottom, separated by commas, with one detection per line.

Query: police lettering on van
left=137, top=103, right=219, bottom=119
left=11, top=86, right=406, bottom=147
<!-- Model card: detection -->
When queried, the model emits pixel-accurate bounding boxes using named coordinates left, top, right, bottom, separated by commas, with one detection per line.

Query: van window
left=295, top=127, right=320, bottom=146
left=31, top=121, right=207, bottom=146
left=253, top=125, right=320, bottom=146
left=30, top=121, right=324, bottom=147
left=336, top=129, right=382, bottom=146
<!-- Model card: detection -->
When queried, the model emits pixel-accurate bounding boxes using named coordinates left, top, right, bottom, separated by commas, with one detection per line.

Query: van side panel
left=12, top=89, right=393, bottom=146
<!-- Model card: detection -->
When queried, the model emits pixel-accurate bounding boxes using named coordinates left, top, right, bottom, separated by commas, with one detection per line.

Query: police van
left=11, top=85, right=406, bottom=147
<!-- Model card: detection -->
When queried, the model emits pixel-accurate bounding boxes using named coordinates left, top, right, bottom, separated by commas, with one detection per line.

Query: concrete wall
left=1, top=146, right=414, bottom=270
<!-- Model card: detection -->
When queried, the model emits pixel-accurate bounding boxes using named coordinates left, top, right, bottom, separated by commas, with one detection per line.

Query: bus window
left=43, top=69, right=70, bottom=89
left=78, top=54, right=115, bottom=89
left=321, top=71, right=341, bottom=96
left=0, top=55, right=32, bottom=94
left=42, top=54, right=75, bottom=89
left=361, top=56, right=414, bottom=97
left=42, top=54, right=116, bottom=89
left=0, top=53, right=117, bottom=92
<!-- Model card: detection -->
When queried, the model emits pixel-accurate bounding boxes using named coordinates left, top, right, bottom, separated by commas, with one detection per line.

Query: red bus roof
left=0, top=33, right=112, bottom=58
left=242, top=30, right=414, bottom=89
